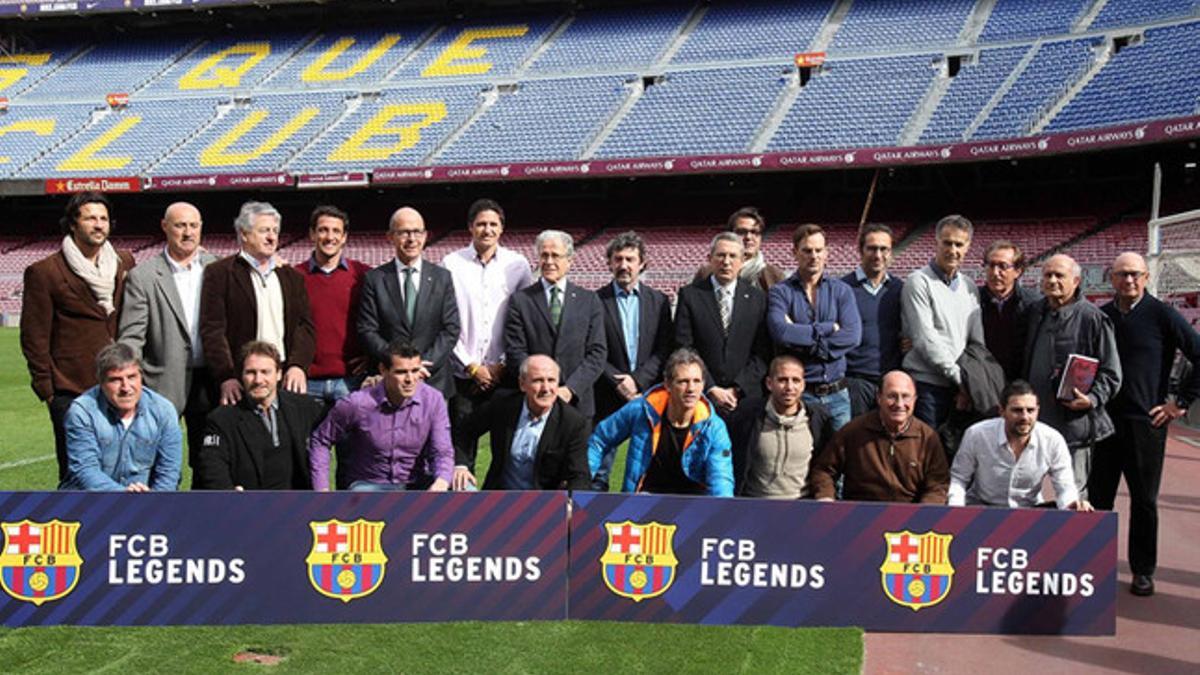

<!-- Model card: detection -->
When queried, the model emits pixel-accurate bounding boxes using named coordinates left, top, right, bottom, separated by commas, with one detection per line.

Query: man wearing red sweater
left=298, top=205, right=370, bottom=409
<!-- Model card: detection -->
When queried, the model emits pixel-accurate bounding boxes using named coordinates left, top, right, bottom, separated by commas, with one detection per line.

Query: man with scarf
left=22, top=191, right=136, bottom=482
left=694, top=207, right=785, bottom=291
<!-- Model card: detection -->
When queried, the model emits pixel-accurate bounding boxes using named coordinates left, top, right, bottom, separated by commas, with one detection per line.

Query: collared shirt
left=614, top=280, right=640, bottom=367
left=308, top=382, right=454, bottom=491
left=709, top=275, right=736, bottom=299
left=59, top=386, right=182, bottom=491
left=949, top=418, right=1078, bottom=509
left=241, top=251, right=286, bottom=360
left=395, top=256, right=423, bottom=305
left=307, top=254, right=350, bottom=275
left=542, top=276, right=567, bottom=307
left=854, top=266, right=891, bottom=297
left=503, top=400, right=549, bottom=490
left=928, top=259, right=962, bottom=292
left=766, top=273, right=862, bottom=384
left=253, top=397, right=280, bottom=446
left=444, top=245, right=533, bottom=376
left=164, top=249, right=205, bottom=368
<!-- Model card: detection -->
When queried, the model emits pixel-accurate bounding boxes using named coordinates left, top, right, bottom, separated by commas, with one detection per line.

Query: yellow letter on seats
left=421, top=26, right=528, bottom=77
left=56, top=116, right=140, bottom=172
left=179, top=43, right=271, bottom=90
left=302, top=34, right=402, bottom=83
left=327, top=102, right=447, bottom=162
left=200, top=107, right=320, bottom=166
left=0, top=54, right=52, bottom=92
left=0, top=119, right=56, bottom=163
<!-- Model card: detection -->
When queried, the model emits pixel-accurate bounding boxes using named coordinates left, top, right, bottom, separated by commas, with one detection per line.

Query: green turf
left=0, top=621, right=862, bottom=673
left=0, top=326, right=862, bottom=672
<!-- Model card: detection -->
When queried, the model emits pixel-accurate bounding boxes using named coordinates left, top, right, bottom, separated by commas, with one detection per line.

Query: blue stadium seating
left=20, top=39, right=196, bottom=102
left=1089, top=0, right=1200, bottom=30
left=389, top=15, right=557, bottom=81
left=831, top=0, right=976, bottom=50
left=528, top=5, right=691, bottom=73
left=979, top=0, right=1091, bottom=43
left=671, top=0, right=831, bottom=63
left=0, top=103, right=95, bottom=178
left=261, top=28, right=435, bottom=91
left=921, top=47, right=1028, bottom=144
left=972, top=39, right=1097, bottom=140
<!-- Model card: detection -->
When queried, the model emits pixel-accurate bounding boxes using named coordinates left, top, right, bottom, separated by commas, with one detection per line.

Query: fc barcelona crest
left=1, top=520, right=83, bottom=606
left=305, top=519, right=387, bottom=603
left=880, top=530, right=954, bottom=611
left=600, top=520, right=678, bottom=602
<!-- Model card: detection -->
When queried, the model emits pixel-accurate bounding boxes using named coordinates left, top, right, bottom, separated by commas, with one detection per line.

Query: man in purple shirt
left=309, top=340, right=453, bottom=491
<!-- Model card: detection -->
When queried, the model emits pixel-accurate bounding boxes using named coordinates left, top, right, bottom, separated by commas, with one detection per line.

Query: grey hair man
left=200, top=201, right=316, bottom=406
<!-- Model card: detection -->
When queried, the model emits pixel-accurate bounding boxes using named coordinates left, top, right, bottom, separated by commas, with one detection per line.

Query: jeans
left=845, top=375, right=879, bottom=419
left=914, top=381, right=955, bottom=430
left=307, top=376, right=358, bottom=405
left=802, top=388, right=852, bottom=430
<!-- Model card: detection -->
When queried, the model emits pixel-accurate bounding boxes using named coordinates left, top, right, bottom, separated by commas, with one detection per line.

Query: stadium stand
left=830, top=0, right=978, bottom=51
left=19, top=39, right=197, bottom=103
left=526, top=4, right=691, bottom=73
left=919, top=47, right=1028, bottom=144
left=978, top=0, right=1092, bottom=43
left=1089, top=0, right=1200, bottom=30
left=971, top=39, right=1099, bottom=140
left=670, top=0, right=830, bottom=63
left=261, top=27, right=436, bottom=91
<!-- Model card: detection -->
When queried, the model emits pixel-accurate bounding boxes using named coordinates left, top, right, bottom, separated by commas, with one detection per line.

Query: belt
left=808, top=378, right=847, bottom=396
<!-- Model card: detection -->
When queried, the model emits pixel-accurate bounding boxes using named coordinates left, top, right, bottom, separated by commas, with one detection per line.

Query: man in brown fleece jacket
left=808, top=370, right=949, bottom=503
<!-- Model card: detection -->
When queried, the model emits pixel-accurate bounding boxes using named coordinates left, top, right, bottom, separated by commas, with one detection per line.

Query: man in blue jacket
left=60, top=342, right=182, bottom=491
left=588, top=348, right=733, bottom=496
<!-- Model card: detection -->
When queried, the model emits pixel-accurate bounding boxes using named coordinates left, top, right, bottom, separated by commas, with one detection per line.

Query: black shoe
left=1131, top=574, right=1155, bottom=596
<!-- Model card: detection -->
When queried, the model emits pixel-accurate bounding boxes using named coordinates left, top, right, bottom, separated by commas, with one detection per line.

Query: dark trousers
left=450, top=376, right=495, bottom=474
left=846, top=375, right=879, bottom=419
left=915, top=381, right=955, bottom=430
left=1092, top=418, right=1167, bottom=576
left=183, top=368, right=215, bottom=489
left=48, top=391, right=77, bottom=483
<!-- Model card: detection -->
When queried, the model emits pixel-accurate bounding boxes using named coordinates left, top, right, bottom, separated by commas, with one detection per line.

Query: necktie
left=719, top=287, right=732, bottom=336
left=549, top=285, right=562, bottom=327
left=403, top=267, right=416, bottom=324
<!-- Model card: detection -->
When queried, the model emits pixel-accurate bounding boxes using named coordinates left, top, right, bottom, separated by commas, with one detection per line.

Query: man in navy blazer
left=505, top=229, right=607, bottom=420
left=358, top=207, right=461, bottom=398
left=675, top=232, right=771, bottom=419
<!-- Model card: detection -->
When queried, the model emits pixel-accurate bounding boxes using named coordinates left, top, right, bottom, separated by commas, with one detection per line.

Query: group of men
left=21, top=192, right=1200, bottom=598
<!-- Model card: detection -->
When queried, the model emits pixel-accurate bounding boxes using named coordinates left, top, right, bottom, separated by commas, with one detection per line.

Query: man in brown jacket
left=21, top=191, right=136, bottom=481
left=200, top=201, right=315, bottom=407
left=808, top=370, right=949, bottom=503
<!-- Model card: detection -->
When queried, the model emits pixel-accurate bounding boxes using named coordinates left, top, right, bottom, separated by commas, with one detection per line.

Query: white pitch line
left=0, top=455, right=54, bottom=470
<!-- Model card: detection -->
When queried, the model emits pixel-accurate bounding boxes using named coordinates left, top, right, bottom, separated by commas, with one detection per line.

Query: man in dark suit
left=357, top=206, right=461, bottom=398
left=504, top=229, right=607, bottom=419
left=200, top=201, right=315, bottom=407
left=119, top=202, right=217, bottom=481
left=21, top=191, right=136, bottom=481
left=195, top=341, right=324, bottom=490
left=979, top=240, right=1040, bottom=383
left=455, top=354, right=591, bottom=490
left=675, top=231, right=770, bottom=419
left=591, top=231, right=672, bottom=490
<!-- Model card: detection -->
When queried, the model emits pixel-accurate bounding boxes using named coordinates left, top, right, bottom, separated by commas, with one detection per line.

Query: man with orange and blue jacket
left=588, top=348, right=734, bottom=496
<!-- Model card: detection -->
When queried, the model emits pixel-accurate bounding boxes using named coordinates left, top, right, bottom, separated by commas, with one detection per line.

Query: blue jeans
left=307, top=376, right=360, bottom=405
left=802, top=388, right=852, bottom=430
left=915, top=381, right=955, bottom=430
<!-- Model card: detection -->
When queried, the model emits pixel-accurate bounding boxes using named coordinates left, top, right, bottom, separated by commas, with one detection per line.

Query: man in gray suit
left=119, top=202, right=217, bottom=481
left=505, top=229, right=607, bottom=420
left=357, top=206, right=461, bottom=398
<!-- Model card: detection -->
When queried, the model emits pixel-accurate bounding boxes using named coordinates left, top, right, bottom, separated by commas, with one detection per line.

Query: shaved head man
left=1094, top=251, right=1200, bottom=596
left=119, top=201, right=218, bottom=484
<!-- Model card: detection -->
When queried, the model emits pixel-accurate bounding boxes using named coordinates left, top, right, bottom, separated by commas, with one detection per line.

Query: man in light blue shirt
left=60, top=343, right=182, bottom=491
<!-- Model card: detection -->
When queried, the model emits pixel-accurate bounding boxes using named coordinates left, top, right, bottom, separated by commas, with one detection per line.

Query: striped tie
left=719, top=287, right=732, bottom=336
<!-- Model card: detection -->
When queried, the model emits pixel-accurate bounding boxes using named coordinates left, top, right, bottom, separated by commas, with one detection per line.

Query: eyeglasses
left=985, top=261, right=1017, bottom=271
left=733, top=228, right=762, bottom=237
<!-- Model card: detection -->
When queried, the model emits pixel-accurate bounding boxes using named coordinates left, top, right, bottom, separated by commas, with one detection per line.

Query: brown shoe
left=1131, top=574, right=1155, bottom=596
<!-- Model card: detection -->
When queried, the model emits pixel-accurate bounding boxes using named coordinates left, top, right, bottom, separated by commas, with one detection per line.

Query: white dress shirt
left=949, top=418, right=1079, bottom=509
left=164, top=249, right=205, bottom=368
left=443, top=245, right=533, bottom=377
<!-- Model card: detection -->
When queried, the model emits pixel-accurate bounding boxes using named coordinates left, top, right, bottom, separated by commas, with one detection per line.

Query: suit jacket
left=728, top=398, right=834, bottom=496
left=594, top=281, right=673, bottom=420
left=118, top=250, right=218, bottom=413
left=20, top=249, right=136, bottom=400
left=195, top=390, right=324, bottom=490
left=504, top=280, right=607, bottom=418
left=356, top=259, right=461, bottom=397
left=674, top=277, right=770, bottom=399
left=456, top=392, right=591, bottom=490
left=199, top=254, right=315, bottom=384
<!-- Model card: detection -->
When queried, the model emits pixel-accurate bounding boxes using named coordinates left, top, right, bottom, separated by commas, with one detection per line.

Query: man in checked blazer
left=505, top=229, right=607, bottom=420
left=357, top=206, right=461, bottom=398
left=674, top=231, right=771, bottom=420
left=119, top=202, right=217, bottom=479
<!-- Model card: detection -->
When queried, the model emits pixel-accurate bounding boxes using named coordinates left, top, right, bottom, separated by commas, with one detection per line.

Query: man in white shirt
left=119, top=202, right=217, bottom=482
left=949, top=380, right=1093, bottom=510
left=443, top=199, right=533, bottom=490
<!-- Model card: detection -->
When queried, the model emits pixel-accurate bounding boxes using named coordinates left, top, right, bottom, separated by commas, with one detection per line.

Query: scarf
left=62, top=234, right=120, bottom=315
left=740, top=251, right=768, bottom=283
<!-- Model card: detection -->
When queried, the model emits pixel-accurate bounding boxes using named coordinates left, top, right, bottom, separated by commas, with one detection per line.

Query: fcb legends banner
left=1, top=491, right=1114, bottom=633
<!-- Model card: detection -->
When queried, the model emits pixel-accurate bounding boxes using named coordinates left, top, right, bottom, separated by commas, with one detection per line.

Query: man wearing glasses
left=1094, top=252, right=1200, bottom=597
left=979, top=240, right=1040, bottom=382
left=695, top=207, right=784, bottom=292
left=358, top=207, right=461, bottom=397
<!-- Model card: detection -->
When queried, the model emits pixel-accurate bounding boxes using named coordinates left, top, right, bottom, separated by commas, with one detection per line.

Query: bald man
left=1095, top=252, right=1200, bottom=596
left=357, top=206, right=461, bottom=397
left=1023, top=253, right=1121, bottom=500
left=119, top=202, right=218, bottom=482
left=808, top=370, right=949, bottom=503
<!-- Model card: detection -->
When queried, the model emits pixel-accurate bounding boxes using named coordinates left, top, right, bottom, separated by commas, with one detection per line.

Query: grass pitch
left=0, top=327, right=863, bottom=673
